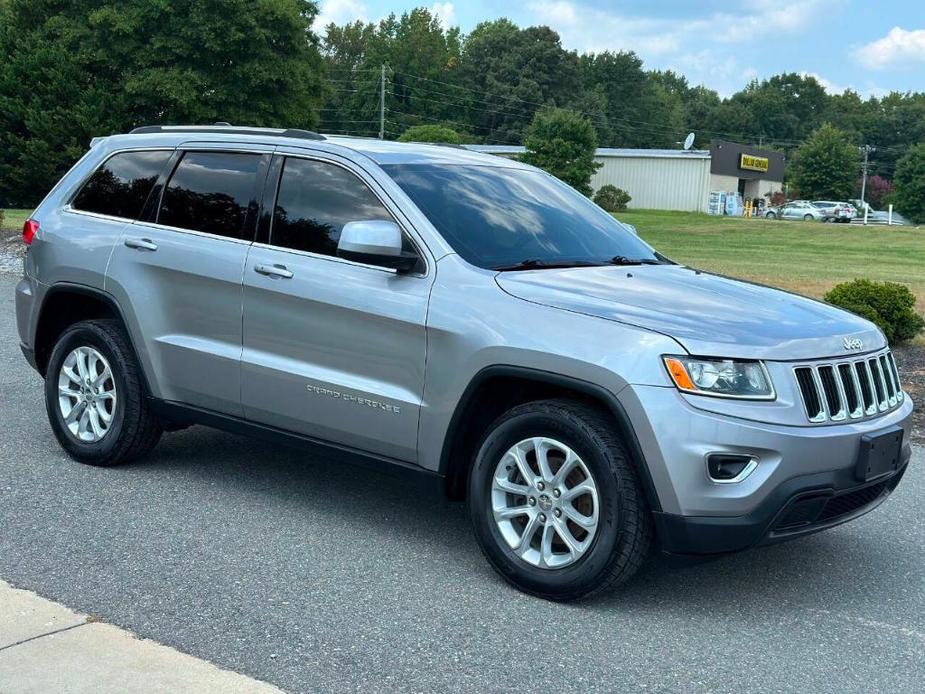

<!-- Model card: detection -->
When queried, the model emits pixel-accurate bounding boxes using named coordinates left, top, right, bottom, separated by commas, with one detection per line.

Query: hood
left=496, top=265, right=885, bottom=361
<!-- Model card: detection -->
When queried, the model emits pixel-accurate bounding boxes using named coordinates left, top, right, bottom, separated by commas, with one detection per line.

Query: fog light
left=707, top=454, right=758, bottom=483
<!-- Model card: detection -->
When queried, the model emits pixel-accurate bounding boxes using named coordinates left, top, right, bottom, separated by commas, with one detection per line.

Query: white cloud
left=313, top=0, right=369, bottom=31
left=430, top=2, right=456, bottom=29
left=520, top=0, right=848, bottom=94
left=856, top=27, right=925, bottom=69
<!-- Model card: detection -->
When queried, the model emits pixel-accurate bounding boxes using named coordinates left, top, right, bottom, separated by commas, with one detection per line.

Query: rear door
left=105, top=144, right=271, bottom=416
left=240, top=151, right=432, bottom=462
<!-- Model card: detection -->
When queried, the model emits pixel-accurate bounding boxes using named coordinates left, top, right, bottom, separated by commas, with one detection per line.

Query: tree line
left=2, top=1, right=924, bottom=221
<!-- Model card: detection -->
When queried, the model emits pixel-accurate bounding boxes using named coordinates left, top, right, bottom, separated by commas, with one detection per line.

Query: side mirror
left=337, top=220, right=419, bottom=272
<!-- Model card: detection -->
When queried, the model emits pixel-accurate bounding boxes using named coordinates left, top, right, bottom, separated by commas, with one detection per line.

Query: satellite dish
left=683, top=132, right=695, bottom=150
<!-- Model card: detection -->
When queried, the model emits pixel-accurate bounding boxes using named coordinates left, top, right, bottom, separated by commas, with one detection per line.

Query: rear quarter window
left=72, top=150, right=173, bottom=219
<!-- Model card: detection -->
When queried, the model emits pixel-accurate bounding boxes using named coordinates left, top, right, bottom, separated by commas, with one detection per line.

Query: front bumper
left=653, top=459, right=908, bottom=554
left=619, top=384, right=914, bottom=554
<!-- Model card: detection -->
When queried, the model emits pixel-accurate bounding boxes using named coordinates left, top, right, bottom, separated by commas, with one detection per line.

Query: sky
left=313, top=0, right=925, bottom=97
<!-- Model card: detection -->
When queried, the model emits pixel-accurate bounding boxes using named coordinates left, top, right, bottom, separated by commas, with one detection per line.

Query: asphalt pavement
left=1, top=271, right=923, bottom=693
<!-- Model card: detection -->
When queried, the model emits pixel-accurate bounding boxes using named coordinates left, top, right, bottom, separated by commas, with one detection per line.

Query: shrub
left=522, top=108, right=601, bottom=196
left=0, top=209, right=4, bottom=230
left=397, top=125, right=462, bottom=144
left=769, top=191, right=787, bottom=207
left=824, top=279, right=925, bottom=345
left=593, top=185, right=631, bottom=212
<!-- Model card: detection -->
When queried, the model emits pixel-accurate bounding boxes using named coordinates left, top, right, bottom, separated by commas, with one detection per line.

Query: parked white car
left=813, top=201, right=855, bottom=223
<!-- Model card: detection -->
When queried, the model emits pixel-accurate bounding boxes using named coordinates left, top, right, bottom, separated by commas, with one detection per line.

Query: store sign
left=740, top=154, right=769, bottom=172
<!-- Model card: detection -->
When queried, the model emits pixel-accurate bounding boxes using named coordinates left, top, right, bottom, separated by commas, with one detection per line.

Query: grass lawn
left=1, top=209, right=31, bottom=233
left=620, top=209, right=925, bottom=316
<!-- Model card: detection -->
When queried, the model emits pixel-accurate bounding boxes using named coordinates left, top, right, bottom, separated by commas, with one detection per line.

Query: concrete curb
left=0, top=580, right=283, bottom=693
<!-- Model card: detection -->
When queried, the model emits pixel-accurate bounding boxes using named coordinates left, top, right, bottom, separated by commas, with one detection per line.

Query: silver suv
left=15, top=126, right=914, bottom=600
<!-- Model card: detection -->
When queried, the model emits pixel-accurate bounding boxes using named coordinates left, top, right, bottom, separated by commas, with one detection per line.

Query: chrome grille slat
left=793, top=349, right=903, bottom=423
left=888, top=353, right=904, bottom=403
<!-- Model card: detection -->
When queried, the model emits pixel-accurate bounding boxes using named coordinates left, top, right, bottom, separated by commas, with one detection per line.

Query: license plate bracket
left=855, top=427, right=903, bottom=482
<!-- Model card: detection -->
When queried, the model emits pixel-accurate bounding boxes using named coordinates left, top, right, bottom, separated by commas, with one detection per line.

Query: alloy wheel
left=491, top=437, right=600, bottom=569
left=57, top=346, right=117, bottom=442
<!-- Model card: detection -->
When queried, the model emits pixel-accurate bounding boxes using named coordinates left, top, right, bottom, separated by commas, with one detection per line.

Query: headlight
left=663, top=356, right=775, bottom=400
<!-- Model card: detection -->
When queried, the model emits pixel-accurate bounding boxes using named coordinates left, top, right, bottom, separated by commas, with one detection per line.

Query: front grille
left=793, top=349, right=902, bottom=423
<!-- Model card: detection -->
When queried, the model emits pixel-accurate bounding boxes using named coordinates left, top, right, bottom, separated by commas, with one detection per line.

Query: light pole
left=379, top=64, right=386, bottom=140
left=859, top=144, right=875, bottom=224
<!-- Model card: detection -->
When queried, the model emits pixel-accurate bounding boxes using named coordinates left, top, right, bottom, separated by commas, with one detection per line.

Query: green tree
left=0, top=0, right=325, bottom=207
left=522, top=108, right=600, bottom=195
left=892, top=143, right=925, bottom=223
left=319, top=8, right=461, bottom=138
left=790, top=123, right=858, bottom=200
left=458, top=20, right=581, bottom=144
left=397, top=124, right=461, bottom=143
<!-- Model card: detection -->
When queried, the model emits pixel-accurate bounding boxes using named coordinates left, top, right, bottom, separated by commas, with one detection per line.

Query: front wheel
left=468, top=399, right=651, bottom=601
left=44, top=319, right=162, bottom=466
left=765, top=212, right=776, bottom=219
left=803, top=214, right=814, bottom=221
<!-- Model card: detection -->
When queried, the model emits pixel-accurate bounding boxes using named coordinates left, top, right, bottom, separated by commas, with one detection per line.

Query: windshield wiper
left=609, top=255, right=664, bottom=266
left=491, top=259, right=606, bottom=272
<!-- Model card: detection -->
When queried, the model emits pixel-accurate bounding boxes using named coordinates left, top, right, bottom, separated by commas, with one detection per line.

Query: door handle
left=254, top=263, right=294, bottom=279
left=124, top=237, right=158, bottom=251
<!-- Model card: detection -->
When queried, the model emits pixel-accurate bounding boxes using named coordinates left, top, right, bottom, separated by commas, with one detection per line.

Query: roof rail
left=128, top=124, right=325, bottom=141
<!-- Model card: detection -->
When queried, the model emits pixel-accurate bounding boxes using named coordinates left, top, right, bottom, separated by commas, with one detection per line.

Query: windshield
left=381, top=164, right=661, bottom=270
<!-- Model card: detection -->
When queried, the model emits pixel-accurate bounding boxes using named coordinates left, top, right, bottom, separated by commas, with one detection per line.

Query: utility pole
left=379, top=64, right=386, bottom=140
left=859, top=144, right=875, bottom=224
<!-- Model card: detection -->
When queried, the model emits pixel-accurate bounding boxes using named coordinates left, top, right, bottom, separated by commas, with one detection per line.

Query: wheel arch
left=439, top=365, right=662, bottom=512
left=33, top=283, right=148, bottom=391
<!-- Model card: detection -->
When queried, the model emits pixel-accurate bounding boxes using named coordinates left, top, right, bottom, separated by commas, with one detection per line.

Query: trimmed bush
left=824, top=279, right=925, bottom=345
left=593, top=185, right=631, bottom=213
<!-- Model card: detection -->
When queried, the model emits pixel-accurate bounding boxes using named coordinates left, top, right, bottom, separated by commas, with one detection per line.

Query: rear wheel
left=468, top=399, right=651, bottom=601
left=803, top=213, right=814, bottom=221
left=45, top=319, right=162, bottom=466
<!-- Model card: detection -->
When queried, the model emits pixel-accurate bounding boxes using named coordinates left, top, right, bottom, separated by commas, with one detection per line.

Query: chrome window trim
left=250, top=241, right=426, bottom=277
left=64, top=205, right=136, bottom=225
left=130, top=220, right=254, bottom=246
left=263, top=151, right=430, bottom=277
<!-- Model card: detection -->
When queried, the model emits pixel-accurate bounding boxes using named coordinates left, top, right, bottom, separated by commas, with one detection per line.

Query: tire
left=765, top=212, right=776, bottom=219
left=44, top=319, right=162, bottom=466
left=468, top=399, right=652, bottom=601
left=803, top=214, right=814, bottom=221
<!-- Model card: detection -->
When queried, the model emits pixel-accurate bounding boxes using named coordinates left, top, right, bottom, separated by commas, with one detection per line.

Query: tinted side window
left=158, top=152, right=261, bottom=238
left=72, top=151, right=172, bottom=219
left=271, top=158, right=396, bottom=257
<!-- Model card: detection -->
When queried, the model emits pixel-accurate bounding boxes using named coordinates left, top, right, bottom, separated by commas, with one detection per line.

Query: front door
left=241, top=153, right=432, bottom=462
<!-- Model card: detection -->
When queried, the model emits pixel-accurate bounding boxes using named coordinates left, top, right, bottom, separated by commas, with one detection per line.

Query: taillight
left=22, top=219, right=38, bottom=245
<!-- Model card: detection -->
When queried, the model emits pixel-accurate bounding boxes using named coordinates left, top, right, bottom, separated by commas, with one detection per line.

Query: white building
left=465, top=142, right=784, bottom=213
